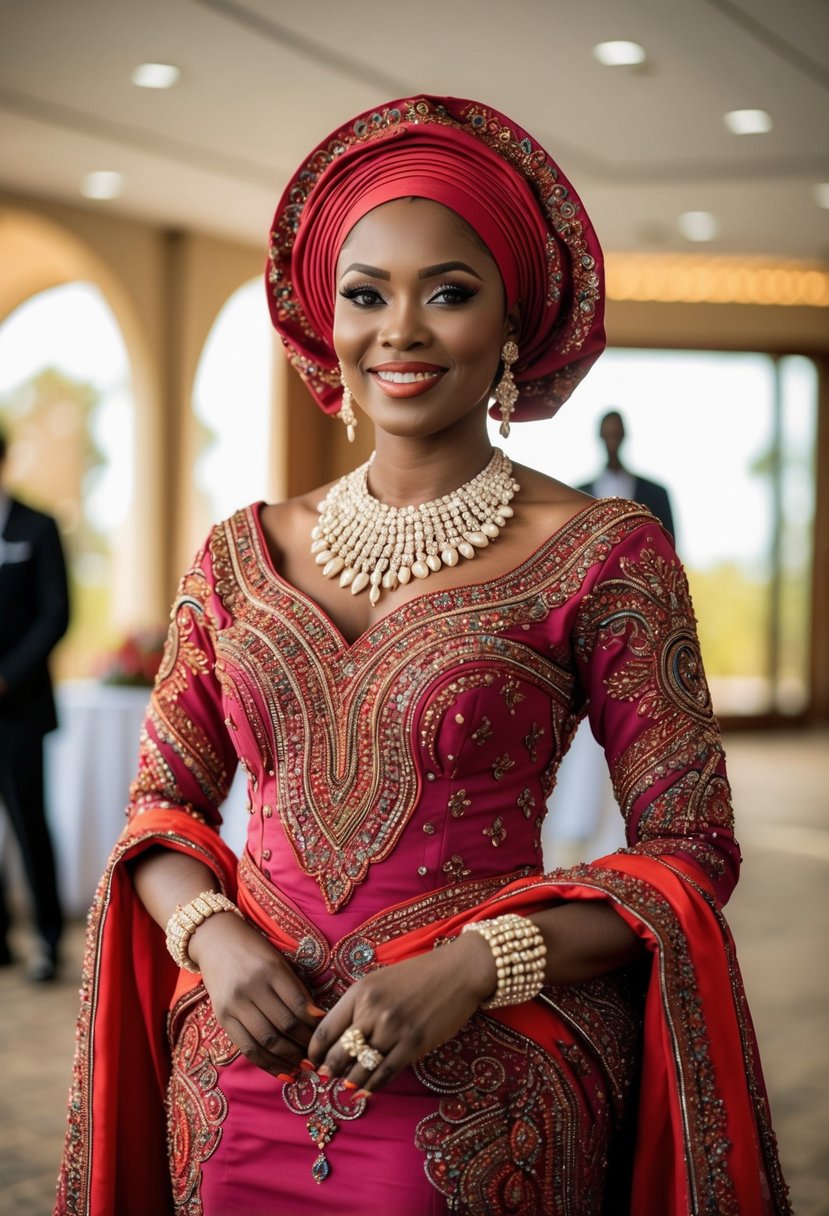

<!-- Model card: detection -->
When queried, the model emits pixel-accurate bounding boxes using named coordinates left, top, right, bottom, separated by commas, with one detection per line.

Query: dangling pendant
left=283, top=1071, right=368, bottom=1184
left=311, top=1153, right=330, bottom=1184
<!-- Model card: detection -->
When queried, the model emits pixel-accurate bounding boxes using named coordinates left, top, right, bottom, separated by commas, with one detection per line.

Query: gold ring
left=340, top=1026, right=368, bottom=1058
left=357, top=1045, right=384, bottom=1071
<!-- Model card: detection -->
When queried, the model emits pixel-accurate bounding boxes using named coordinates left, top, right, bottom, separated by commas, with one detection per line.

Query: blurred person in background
left=56, top=96, right=789, bottom=1215
left=0, top=427, right=68, bottom=981
left=580, top=408, right=675, bottom=536
left=545, top=409, right=679, bottom=868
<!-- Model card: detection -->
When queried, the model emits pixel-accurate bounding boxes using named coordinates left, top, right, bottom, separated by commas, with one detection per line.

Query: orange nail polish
left=316, top=1065, right=332, bottom=1080
left=299, top=1058, right=316, bottom=1073
left=355, top=1089, right=372, bottom=1101
left=307, top=1004, right=326, bottom=1017
left=276, top=1072, right=295, bottom=1083
left=341, top=1079, right=358, bottom=1090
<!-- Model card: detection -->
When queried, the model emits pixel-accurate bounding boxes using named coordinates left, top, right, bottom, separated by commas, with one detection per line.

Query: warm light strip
left=606, top=254, right=829, bottom=307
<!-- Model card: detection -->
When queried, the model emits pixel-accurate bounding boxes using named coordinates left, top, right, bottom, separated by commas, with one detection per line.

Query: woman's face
left=333, top=198, right=514, bottom=441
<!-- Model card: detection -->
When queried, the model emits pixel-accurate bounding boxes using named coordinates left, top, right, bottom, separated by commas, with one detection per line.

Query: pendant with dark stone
left=283, top=1070, right=368, bottom=1183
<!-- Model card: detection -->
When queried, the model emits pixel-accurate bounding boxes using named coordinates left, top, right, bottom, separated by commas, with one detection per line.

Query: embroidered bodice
left=128, top=497, right=739, bottom=940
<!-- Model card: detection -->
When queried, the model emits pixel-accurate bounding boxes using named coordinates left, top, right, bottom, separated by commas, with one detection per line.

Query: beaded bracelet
left=165, top=890, right=242, bottom=973
left=462, top=912, right=547, bottom=1009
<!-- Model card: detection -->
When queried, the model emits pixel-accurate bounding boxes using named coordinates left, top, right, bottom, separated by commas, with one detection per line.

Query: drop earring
left=339, top=368, right=357, bottom=443
left=494, top=340, right=519, bottom=439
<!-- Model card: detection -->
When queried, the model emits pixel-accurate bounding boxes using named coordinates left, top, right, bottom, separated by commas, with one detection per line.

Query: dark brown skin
left=132, top=198, right=643, bottom=1094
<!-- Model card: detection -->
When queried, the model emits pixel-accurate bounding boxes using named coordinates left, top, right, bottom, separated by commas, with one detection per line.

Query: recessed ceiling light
left=593, top=40, right=647, bottom=67
left=132, top=62, right=181, bottom=89
left=814, top=183, right=829, bottom=209
left=678, top=211, right=718, bottom=242
left=723, top=109, right=772, bottom=135
left=81, top=171, right=124, bottom=201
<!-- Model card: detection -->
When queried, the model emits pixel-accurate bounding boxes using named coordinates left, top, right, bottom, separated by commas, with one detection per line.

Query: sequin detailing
left=574, top=540, right=736, bottom=888
left=168, top=993, right=238, bottom=1214
left=414, top=1012, right=623, bottom=1214
left=206, top=502, right=644, bottom=911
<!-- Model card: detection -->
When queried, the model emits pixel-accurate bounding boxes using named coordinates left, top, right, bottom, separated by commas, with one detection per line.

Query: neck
left=606, top=456, right=624, bottom=473
left=367, top=424, right=495, bottom=507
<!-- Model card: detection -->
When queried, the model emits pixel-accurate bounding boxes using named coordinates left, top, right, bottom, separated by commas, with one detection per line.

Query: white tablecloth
left=42, top=680, right=248, bottom=915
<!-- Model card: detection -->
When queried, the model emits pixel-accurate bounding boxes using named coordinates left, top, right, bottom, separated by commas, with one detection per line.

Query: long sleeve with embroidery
left=573, top=518, right=740, bottom=904
left=127, top=543, right=237, bottom=829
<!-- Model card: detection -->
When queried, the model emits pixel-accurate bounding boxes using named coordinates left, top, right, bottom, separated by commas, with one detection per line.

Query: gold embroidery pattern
left=575, top=543, right=734, bottom=868
left=471, top=716, right=494, bottom=746
left=207, top=503, right=650, bottom=912
left=55, top=826, right=233, bottom=1216
left=491, top=753, right=515, bottom=780
left=448, top=789, right=471, bottom=819
left=266, top=97, right=601, bottom=404
left=167, top=994, right=238, bottom=1215
left=129, top=566, right=231, bottom=822
left=414, top=1014, right=614, bottom=1214
left=483, top=817, right=507, bottom=847
left=517, top=788, right=536, bottom=819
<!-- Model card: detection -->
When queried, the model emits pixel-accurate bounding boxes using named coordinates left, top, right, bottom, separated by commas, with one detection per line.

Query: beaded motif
left=574, top=541, right=735, bottom=881
left=414, top=1013, right=618, bottom=1214
left=167, top=993, right=237, bottom=1214
left=266, top=96, right=601, bottom=413
left=129, top=566, right=232, bottom=821
left=206, top=501, right=650, bottom=911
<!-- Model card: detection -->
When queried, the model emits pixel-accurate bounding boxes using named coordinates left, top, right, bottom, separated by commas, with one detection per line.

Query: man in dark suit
left=0, top=430, right=69, bottom=980
left=579, top=409, right=675, bottom=536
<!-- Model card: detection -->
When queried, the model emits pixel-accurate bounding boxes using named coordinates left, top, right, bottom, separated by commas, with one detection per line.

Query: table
left=40, top=681, right=248, bottom=915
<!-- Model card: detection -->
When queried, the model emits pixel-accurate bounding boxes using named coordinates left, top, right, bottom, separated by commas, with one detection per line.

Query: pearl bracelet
left=165, top=890, right=242, bottom=973
left=462, top=912, right=547, bottom=1009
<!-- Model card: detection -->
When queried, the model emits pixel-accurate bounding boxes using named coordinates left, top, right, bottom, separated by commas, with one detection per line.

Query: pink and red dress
left=56, top=498, right=790, bottom=1215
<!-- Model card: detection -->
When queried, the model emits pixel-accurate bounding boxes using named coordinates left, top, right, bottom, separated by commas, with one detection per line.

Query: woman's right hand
left=187, top=911, right=322, bottom=1078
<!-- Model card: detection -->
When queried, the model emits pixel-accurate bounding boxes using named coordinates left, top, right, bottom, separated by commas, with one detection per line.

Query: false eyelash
left=429, top=283, right=479, bottom=303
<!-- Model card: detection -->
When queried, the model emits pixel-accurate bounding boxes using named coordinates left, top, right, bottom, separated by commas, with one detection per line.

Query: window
left=0, top=282, right=134, bottom=676
left=490, top=348, right=817, bottom=716
left=189, top=279, right=273, bottom=545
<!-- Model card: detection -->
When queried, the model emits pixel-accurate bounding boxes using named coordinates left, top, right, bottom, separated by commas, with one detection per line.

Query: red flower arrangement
left=98, top=628, right=167, bottom=687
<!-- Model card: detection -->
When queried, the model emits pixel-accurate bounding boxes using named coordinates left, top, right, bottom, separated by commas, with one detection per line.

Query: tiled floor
left=0, top=729, right=826, bottom=1216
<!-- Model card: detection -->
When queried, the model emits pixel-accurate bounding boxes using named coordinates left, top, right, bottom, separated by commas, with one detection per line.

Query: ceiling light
left=678, top=211, right=718, bottom=242
left=814, top=183, right=829, bottom=210
left=723, top=109, right=772, bottom=135
left=132, top=62, right=181, bottom=89
left=593, top=41, right=647, bottom=67
left=81, top=171, right=124, bottom=201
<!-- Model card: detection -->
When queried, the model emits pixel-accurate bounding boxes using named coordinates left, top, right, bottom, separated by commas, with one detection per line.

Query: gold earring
left=339, top=368, right=357, bottom=443
left=494, top=340, right=519, bottom=439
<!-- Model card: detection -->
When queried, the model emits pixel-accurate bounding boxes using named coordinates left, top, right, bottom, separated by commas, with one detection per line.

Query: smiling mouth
left=368, top=362, right=447, bottom=399
left=375, top=369, right=442, bottom=384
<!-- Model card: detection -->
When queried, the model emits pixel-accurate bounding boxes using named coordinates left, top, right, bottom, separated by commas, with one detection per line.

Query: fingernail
left=299, top=1058, right=316, bottom=1073
left=316, top=1065, right=332, bottom=1080
left=355, top=1089, right=372, bottom=1101
left=341, top=1079, right=358, bottom=1090
left=276, top=1072, right=295, bottom=1083
left=307, top=1004, right=326, bottom=1017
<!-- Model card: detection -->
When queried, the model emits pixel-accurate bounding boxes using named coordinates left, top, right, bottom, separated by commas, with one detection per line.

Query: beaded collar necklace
left=311, top=449, right=520, bottom=605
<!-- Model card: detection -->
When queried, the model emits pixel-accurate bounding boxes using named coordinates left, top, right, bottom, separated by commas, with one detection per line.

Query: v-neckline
left=245, top=496, right=631, bottom=654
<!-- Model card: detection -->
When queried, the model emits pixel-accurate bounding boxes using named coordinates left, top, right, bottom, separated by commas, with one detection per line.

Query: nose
left=378, top=296, right=429, bottom=350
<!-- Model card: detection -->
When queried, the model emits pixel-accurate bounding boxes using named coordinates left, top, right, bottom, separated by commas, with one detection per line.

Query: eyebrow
left=339, top=260, right=483, bottom=281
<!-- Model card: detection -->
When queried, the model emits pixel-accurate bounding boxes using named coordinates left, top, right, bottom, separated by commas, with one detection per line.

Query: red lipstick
left=368, top=362, right=446, bottom=399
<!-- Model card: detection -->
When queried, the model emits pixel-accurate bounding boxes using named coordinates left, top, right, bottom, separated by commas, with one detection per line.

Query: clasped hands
left=188, top=912, right=497, bottom=1094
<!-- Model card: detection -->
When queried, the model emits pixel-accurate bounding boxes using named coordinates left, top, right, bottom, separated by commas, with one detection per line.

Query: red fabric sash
left=54, top=812, right=238, bottom=1216
left=57, top=829, right=788, bottom=1215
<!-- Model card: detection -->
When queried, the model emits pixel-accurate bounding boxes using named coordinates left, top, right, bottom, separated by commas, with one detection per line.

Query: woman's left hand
left=307, top=931, right=496, bottom=1094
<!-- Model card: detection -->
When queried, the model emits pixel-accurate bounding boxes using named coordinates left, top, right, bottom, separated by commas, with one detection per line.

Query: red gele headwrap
left=266, top=95, right=605, bottom=423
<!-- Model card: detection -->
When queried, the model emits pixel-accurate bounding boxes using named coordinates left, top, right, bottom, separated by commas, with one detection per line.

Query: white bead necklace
left=311, top=449, right=520, bottom=605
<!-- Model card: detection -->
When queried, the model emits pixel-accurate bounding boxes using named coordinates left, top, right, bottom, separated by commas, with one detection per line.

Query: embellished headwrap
left=266, top=95, right=605, bottom=423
